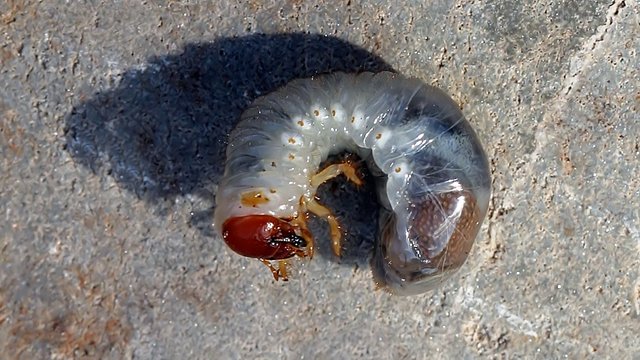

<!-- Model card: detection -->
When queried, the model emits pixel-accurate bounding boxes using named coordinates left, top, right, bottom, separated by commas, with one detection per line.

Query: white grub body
left=214, top=72, right=491, bottom=295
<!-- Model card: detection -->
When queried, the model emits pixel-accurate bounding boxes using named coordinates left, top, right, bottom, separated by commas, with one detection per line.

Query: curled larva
left=214, top=71, right=491, bottom=295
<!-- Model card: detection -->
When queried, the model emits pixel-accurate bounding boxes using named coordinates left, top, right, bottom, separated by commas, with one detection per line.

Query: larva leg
left=259, top=259, right=284, bottom=281
left=306, top=198, right=343, bottom=257
left=310, top=162, right=363, bottom=188
left=305, top=160, right=362, bottom=257
left=278, top=260, right=289, bottom=280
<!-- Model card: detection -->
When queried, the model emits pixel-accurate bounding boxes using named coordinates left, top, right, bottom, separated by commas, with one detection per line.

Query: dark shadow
left=64, top=33, right=392, bottom=265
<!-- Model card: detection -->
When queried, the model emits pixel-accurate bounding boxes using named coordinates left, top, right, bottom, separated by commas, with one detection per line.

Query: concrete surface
left=1, top=0, right=638, bottom=358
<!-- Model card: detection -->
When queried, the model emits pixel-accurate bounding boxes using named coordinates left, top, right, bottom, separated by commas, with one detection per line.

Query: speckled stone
left=0, top=0, right=638, bottom=358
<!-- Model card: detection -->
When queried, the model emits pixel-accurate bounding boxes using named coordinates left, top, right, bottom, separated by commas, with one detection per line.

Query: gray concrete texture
left=0, top=0, right=638, bottom=358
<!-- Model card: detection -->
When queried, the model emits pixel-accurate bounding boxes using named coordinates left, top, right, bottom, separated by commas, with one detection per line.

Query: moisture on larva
left=214, top=71, right=491, bottom=294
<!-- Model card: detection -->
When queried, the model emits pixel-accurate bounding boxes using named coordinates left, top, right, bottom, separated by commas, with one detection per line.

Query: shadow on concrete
left=64, top=33, right=391, bottom=265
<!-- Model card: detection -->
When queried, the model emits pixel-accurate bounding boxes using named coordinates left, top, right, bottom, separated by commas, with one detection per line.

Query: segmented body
left=214, top=72, right=491, bottom=295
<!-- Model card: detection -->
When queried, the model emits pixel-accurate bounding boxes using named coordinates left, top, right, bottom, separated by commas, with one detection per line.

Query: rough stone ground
left=0, top=0, right=638, bottom=359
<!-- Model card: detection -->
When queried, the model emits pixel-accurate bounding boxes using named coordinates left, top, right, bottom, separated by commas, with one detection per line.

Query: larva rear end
left=374, top=187, right=485, bottom=295
left=368, top=82, right=491, bottom=294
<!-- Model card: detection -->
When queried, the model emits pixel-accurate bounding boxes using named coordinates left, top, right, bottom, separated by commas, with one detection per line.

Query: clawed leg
left=306, top=198, right=343, bottom=257
left=260, top=248, right=308, bottom=281
left=259, top=259, right=296, bottom=281
left=260, top=259, right=285, bottom=281
left=310, top=162, right=363, bottom=188
left=278, top=260, right=288, bottom=280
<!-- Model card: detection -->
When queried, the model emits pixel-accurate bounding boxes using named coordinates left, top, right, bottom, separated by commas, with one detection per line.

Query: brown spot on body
left=240, top=190, right=270, bottom=207
left=313, top=110, right=320, bottom=116
left=288, top=137, right=296, bottom=144
left=376, top=133, right=382, bottom=139
left=297, top=120, right=305, bottom=126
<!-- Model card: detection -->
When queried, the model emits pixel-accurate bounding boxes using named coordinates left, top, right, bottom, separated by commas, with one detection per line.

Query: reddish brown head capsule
left=222, top=215, right=307, bottom=260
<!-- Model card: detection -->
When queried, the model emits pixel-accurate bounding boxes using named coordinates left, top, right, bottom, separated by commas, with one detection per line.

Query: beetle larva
left=214, top=71, right=491, bottom=295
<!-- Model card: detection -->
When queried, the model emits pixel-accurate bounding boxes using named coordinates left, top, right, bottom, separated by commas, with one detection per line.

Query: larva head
left=374, top=189, right=484, bottom=295
left=222, top=215, right=307, bottom=260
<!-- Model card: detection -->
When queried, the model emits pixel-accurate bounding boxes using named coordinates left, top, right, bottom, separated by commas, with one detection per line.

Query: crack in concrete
left=563, top=0, right=629, bottom=95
